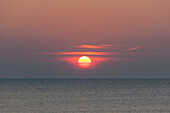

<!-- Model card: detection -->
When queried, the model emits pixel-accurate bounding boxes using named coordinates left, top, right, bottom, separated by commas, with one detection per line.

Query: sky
left=0, top=0, right=170, bottom=78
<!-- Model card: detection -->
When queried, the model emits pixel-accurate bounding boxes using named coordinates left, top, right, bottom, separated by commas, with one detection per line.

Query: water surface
left=0, top=79, right=170, bottom=113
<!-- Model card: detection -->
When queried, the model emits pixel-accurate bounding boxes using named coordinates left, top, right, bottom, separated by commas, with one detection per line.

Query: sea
left=0, top=79, right=169, bottom=113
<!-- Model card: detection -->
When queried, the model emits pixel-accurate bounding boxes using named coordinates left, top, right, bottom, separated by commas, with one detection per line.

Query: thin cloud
left=42, top=45, right=143, bottom=57
left=75, top=45, right=112, bottom=49
left=122, top=46, right=142, bottom=52
left=44, top=52, right=120, bottom=56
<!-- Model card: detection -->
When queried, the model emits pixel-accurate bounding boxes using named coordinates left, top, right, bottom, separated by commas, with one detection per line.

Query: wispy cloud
left=42, top=44, right=143, bottom=57
left=122, top=46, right=142, bottom=52
left=75, top=45, right=112, bottom=49
left=44, top=52, right=120, bottom=56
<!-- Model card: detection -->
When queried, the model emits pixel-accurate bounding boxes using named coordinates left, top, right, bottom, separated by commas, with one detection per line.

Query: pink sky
left=0, top=0, right=170, bottom=78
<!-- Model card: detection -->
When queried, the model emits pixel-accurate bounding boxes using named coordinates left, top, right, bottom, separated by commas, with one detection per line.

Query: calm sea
left=0, top=79, right=169, bottom=113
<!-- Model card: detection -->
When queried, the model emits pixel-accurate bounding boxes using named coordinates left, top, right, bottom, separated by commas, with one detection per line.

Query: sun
left=78, top=56, right=91, bottom=68
left=78, top=56, right=91, bottom=63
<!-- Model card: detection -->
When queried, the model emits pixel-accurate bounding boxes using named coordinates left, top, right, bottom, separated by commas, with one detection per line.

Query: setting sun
left=78, top=56, right=91, bottom=63
left=78, top=56, right=91, bottom=68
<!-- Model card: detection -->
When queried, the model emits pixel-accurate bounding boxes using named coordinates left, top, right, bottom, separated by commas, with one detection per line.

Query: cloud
left=75, top=45, right=112, bottom=49
left=42, top=45, right=143, bottom=57
left=122, top=46, right=142, bottom=52
left=43, top=52, right=120, bottom=56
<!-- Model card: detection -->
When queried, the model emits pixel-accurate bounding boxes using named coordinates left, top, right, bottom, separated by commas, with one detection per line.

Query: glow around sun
left=78, top=56, right=91, bottom=68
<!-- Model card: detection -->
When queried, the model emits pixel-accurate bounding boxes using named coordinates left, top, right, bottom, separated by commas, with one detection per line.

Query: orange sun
left=78, top=56, right=91, bottom=68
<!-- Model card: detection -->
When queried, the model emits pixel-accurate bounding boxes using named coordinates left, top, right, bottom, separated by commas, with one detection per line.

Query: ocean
left=0, top=79, right=169, bottom=113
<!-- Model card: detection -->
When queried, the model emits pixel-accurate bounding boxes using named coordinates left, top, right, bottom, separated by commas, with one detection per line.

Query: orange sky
left=0, top=0, right=170, bottom=78
left=1, top=0, right=170, bottom=50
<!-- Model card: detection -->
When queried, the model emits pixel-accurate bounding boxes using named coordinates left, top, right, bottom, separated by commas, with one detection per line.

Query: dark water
left=0, top=79, right=170, bottom=113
